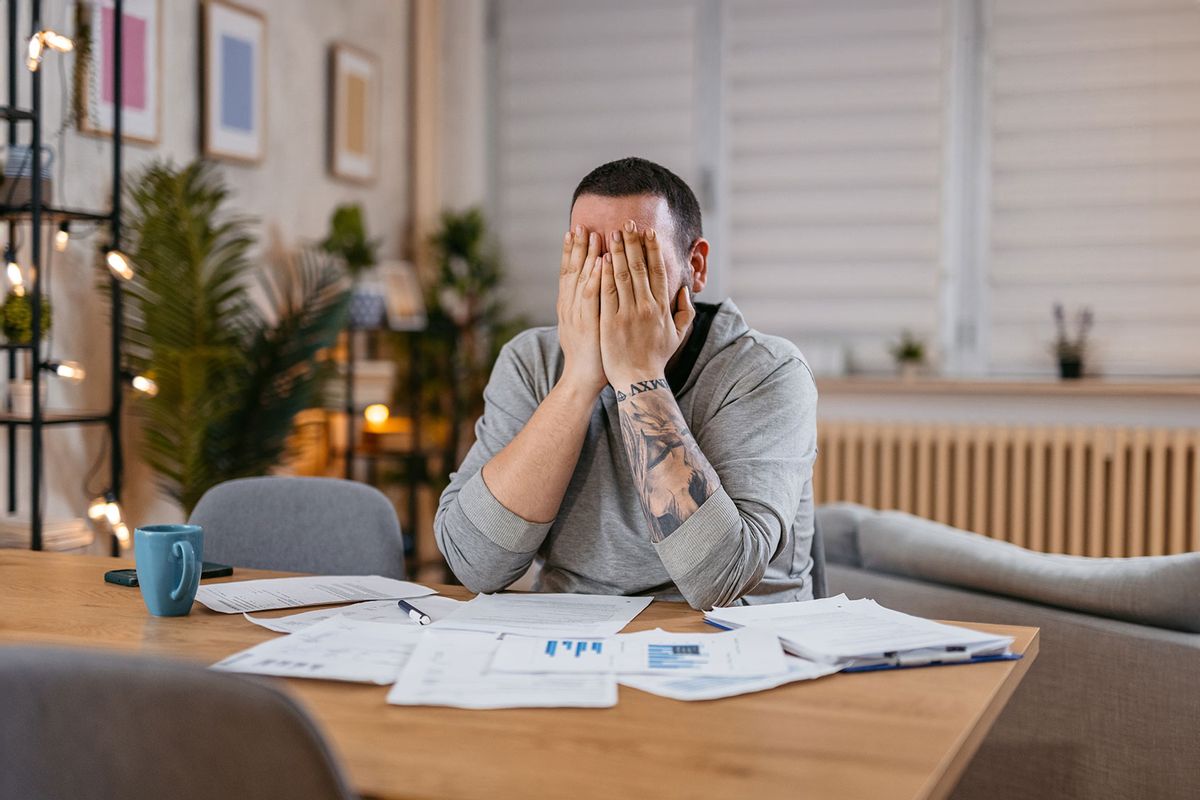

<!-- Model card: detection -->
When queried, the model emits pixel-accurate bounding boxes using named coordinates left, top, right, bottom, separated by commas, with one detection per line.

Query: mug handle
left=170, top=540, right=197, bottom=602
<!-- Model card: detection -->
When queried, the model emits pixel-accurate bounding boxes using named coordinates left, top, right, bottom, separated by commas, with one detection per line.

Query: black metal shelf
left=0, top=204, right=113, bottom=223
left=0, top=105, right=33, bottom=121
left=5, top=0, right=127, bottom=553
left=0, top=411, right=110, bottom=426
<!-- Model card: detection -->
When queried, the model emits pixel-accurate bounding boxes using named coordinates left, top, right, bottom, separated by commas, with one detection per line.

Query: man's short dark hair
left=571, top=157, right=702, bottom=260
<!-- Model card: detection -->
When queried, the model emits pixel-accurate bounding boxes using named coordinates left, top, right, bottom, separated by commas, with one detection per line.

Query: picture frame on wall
left=329, top=43, right=379, bottom=183
left=76, top=0, right=161, bottom=144
left=202, top=0, right=266, bottom=164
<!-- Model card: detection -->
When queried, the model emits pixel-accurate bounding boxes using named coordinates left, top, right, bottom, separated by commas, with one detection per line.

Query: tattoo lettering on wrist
left=616, top=377, right=668, bottom=402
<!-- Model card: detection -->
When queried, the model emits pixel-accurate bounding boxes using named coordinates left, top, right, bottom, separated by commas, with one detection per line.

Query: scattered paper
left=432, top=592, right=653, bottom=637
left=195, top=575, right=434, bottom=614
left=489, top=628, right=788, bottom=678
left=387, top=629, right=617, bottom=709
left=212, top=618, right=423, bottom=684
left=707, top=596, right=1013, bottom=664
left=620, top=655, right=842, bottom=701
left=245, top=596, right=464, bottom=634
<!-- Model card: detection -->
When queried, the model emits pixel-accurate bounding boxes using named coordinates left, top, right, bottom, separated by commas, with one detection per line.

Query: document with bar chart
left=614, top=629, right=788, bottom=677
left=489, top=628, right=788, bottom=678
left=490, top=636, right=617, bottom=673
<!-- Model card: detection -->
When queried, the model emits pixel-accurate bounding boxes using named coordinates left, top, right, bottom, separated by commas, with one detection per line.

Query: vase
left=1058, top=357, right=1083, bottom=380
left=7, top=379, right=48, bottom=416
left=898, top=361, right=921, bottom=382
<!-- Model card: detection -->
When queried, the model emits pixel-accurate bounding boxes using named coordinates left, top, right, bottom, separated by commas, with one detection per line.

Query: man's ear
left=688, top=238, right=710, bottom=294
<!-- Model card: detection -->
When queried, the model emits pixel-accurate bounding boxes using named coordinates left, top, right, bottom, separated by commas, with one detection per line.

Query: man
left=435, top=157, right=817, bottom=610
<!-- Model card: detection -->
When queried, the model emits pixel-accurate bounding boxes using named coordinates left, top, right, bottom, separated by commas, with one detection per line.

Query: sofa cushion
left=857, top=511, right=1200, bottom=634
left=814, top=503, right=875, bottom=568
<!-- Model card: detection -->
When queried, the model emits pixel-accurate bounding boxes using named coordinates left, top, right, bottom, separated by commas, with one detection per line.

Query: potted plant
left=122, top=160, right=350, bottom=513
left=1052, top=303, right=1093, bottom=380
left=889, top=330, right=926, bottom=381
left=2, top=292, right=51, bottom=414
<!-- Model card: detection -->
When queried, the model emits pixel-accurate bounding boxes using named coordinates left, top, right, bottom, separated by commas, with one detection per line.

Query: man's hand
left=557, top=225, right=604, bottom=395
left=599, top=221, right=695, bottom=395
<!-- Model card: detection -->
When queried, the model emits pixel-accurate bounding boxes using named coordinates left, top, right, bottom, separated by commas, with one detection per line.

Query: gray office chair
left=0, top=646, right=354, bottom=800
left=810, top=521, right=828, bottom=600
left=189, top=476, right=406, bottom=579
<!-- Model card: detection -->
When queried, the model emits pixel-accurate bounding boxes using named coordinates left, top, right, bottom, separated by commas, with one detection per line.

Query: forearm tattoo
left=616, top=380, right=719, bottom=542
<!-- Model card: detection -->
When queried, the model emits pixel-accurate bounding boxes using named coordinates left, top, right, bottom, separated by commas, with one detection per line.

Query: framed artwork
left=329, top=44, right=379, bottom=183
left=76, top=0, right=161, bottom=144
left=202, top=0, right=266, bottom=163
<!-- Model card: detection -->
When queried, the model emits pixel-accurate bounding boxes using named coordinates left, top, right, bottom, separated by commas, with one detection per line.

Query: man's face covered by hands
left=569, top=193, right=702, bottom=309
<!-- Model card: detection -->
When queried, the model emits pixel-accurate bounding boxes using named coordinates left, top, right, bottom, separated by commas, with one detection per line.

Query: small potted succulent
left=889, top=330, right=926, bottom=381
left=1052, top=303, right=1093, bottom=380
left=2, top=292, right=51, bottom=414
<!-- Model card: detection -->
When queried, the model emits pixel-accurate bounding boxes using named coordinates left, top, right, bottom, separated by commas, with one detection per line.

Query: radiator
left=816, top=421, right=1200, bottom=557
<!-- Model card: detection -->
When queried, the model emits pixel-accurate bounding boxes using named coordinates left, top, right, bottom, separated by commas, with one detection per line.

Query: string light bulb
left=130, top=374, right=158, bottom=397
left=87, top=495, right=110, bottom=521
left=363, top=403, right=390, bottom=427
left=105, top=248, right=134, bottom=281
left=45, top=360, right=85, bottom=381
left=54, top=222, right=70, bottom=252
left=25, top=29, right=72, bottom=72
left=5, top=247, right=24, bottom=297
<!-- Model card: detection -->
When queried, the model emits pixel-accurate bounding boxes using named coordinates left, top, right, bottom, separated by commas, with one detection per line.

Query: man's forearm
left=615, top=380, right=720, bottom=542
left=481, top=379, right=597, bottom=524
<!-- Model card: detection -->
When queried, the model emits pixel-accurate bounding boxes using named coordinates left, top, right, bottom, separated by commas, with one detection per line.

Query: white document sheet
left=245, top=596, right=464, bottom=634
left=431, top=592, right=653, bottom=637
left=620, top=655, right=843, bottom=701
left=488, top=628, right=788, bottom=678
left=195, top=575, right=434, bottom=614
left=211, top=618, right=423, bottom=684
left=386, top=630, right=617, bottom=709
left=707, top=595, right=1013, bottom=663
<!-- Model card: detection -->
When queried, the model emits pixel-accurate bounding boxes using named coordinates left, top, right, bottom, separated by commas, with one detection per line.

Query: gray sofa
left=817, top=503, right=1200, bottom=800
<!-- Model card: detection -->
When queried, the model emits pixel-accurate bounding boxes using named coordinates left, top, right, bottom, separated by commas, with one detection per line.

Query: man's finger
left=644, top=227, right=670, bottom=309
left=583, top=254, right=603, bottom=301
left=673, top=285, right=696, bottom=337
left=600, top=253, right=618, bottom=320
left=620, top=220, right=652, bottom=308
left=608, top=230, right=634, bottom=310
left=574, top=232, right=600, bottom=305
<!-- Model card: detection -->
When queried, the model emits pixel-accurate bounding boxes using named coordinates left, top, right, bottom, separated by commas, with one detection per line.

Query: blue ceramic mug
left=134, top=524, right=204, bottom=617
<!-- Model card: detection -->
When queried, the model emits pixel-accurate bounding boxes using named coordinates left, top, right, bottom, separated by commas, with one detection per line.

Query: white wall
left=0, top=0, right=409, bottom=537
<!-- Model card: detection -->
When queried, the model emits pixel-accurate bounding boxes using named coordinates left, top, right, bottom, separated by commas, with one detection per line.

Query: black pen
left=397, top=598, right=432, bottom=625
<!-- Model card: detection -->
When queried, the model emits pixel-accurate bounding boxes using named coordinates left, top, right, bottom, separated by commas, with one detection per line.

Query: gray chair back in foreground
left=189, top=475, right=406, bottom=578
left=0, top=646, right=354, bottom=800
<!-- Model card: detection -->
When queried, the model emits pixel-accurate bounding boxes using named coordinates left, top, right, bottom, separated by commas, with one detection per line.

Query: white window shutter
left=724, top=0, right=948, bottom=371
left=491, top=0, right=703, bottom=323
left=986, top=0, right=1200, bottom=376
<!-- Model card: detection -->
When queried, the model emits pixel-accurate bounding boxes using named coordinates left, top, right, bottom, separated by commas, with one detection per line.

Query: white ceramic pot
left=8, top=380, right=48, bottom=416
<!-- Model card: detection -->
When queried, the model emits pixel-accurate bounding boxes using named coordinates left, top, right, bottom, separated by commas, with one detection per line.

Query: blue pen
left=397, top=599, right=432, bottom=625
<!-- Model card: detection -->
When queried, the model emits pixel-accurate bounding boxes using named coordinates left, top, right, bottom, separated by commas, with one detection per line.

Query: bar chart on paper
left=545, top=639, right=606, bottom=658
left=491, top=637, right=616, bottom=673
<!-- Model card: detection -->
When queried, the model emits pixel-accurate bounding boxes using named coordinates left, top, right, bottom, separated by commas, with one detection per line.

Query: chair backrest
left=809, top=520, right=829, bottom=599
left=189, top=476, right=406, bottom=579
left=0, top=646, right=354, bottom=800
left=811, top=520, right=830, bottom=599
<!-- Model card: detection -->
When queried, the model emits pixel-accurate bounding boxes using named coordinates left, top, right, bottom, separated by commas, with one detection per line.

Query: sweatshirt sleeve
left=434, top=336, right=554, bottom=593
left=652, top=356, right=817, bottom=610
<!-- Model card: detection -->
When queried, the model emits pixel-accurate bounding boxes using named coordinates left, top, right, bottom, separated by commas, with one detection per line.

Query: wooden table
left=0, top=550, right=1038, bottom=800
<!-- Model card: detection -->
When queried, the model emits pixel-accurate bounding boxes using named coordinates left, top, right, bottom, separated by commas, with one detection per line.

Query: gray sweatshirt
left=434, top=299, right=818, bottom=610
